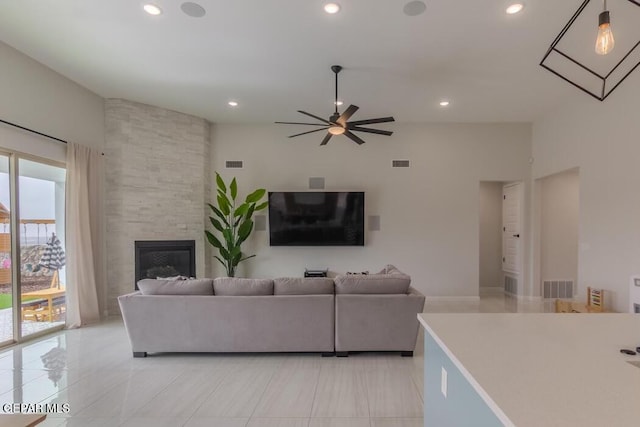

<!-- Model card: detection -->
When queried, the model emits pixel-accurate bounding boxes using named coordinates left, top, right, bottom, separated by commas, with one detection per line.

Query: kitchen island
left=418, top=313, right=640, bottom=426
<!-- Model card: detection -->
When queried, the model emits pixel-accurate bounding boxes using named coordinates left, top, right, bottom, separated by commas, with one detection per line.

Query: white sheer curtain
left=65, top=142, right=102, bottom=328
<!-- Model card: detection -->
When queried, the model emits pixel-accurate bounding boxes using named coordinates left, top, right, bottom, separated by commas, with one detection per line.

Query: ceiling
left=0, top=0, right=634, bottom=124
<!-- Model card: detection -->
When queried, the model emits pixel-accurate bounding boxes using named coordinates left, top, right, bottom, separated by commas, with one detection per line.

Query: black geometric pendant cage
left=540, top=0, right=640, bottom=101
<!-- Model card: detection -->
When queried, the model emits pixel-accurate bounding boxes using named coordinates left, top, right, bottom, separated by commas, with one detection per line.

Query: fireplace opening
left=134, top=240, right=196, bottom=289
left=635, top=303, right=640, bottom=314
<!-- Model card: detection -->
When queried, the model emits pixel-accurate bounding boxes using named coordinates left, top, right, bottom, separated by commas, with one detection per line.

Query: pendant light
left=595, top=0, right=615, bottom=55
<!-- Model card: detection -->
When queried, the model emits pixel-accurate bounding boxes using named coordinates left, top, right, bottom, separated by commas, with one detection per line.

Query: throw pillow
left=334, top=270, right=411, bottom=294
left=273, top=277, right=334, bottom=295
left=213, top=277, right=274, bottom=296
left=137, top=278, right=214, bottom=295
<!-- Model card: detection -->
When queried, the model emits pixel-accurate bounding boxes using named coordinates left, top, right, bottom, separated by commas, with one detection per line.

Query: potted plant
left=205, top=173, right=268, bottom=277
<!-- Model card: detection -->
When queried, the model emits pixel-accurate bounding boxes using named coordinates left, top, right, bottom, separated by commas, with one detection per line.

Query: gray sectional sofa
left=118, top=269, right=425, bottom=358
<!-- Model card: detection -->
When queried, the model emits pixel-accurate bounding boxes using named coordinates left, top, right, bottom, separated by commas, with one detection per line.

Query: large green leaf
left=231, top=251, right=242, bottom=267
left=208, top=204, right=229, bottom=226
left=215, top=173, right=226, bottom=193
left=230, top=178, right=237, bottom=201
left=223, top=229, right=234, bottom=247
left=255, top=201, right=269, bottom=211
left=217, top=189, right=231, bottom=207
left=217, top=195, right=230, bottom=216
left=230, top=246, right=241, bottom=258
left=219, top=247, right=230, bottom=260
left=245, top=188, right=266, bottom=203
left=205, top=230, right=223, bottom=250
left=209, top=217, right=225, bottom=233
left=245, top=204, right=255, bottom=221
left=213, top=255, right=226, bottom=267
left=237, top=219, right=254, bottom=244
left=239, top=254, right=256, bottom=262
left=234, top=203, right=249, bottom=217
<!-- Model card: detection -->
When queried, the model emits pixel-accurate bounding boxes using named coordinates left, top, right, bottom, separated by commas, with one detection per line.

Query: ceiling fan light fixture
left=143, top=4, right=163, bottom=15
left=328, top=125, right=346, bottom=135
left=324, top=3, right=341, bottom=14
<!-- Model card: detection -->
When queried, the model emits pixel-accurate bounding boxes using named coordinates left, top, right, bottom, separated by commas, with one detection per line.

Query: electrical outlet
left=441, top=367, right=448, bottom=397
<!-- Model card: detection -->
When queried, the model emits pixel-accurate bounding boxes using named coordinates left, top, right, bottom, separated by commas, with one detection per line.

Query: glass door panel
left=19, top=159, right=66, bottom=337
left=0, top=154, right=13, bottom=344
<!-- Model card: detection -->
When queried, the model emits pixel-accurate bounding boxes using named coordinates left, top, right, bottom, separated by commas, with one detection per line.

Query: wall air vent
left=225, top=160, right=243, bottom=169
left=504, top=275, right=518, bottom=295
left=543, top=280, right=574, bottom=299
left=392, top=160, right=410, bottom=168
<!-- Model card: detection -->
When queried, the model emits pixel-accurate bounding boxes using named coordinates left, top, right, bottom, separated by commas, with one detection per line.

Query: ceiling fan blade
left=275, top=121, right=329, bottom=126
left=289, top=127, right=329, bottom=138
left=336, top=105, right=359, bottom=126
left=344, top=130, right=366, bottom=145
left=347, top=116, right=395, bottom=126
left=350, top=126, right=393, bottom=136
left=320, top=133, right=333, bottom=146
left=297, top=110, right=331, bottom=124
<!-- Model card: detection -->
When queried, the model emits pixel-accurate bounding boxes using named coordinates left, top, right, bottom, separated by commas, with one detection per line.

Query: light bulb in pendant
left=595, top=8, right=615, bottom=55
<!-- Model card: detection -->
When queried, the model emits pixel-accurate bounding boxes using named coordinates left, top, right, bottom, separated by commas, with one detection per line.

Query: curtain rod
left=0, top=118, right=68, bottom=144
left=0, top=118, right=104, bottom=155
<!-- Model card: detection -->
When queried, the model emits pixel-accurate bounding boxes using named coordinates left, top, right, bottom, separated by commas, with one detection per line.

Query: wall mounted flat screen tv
left=268, top=192, right=364, bottom=246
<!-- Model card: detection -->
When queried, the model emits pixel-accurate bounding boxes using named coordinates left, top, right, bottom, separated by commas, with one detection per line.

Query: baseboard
left=505, top=292, right=543, bottom=301
left=426, top=296, right=480, bottom=302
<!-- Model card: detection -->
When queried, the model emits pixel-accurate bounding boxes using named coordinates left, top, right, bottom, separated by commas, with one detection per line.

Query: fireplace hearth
left=134, top=240, right=196, bottom=289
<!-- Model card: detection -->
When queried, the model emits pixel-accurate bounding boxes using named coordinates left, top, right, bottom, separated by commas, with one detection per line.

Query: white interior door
left=502, top=183, right=522, bottom=274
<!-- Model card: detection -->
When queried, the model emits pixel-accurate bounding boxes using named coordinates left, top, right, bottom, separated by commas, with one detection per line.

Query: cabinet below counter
left=418, top=313, right=640, bottom=427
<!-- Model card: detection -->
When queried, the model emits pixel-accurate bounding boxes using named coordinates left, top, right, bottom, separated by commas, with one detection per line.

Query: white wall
left=0, top=40, right=107, bottom=314
left=533, top=78, right=640, bottom=312
left=479, top=182, right=503, bottom=288
left=539, top=168, right=579, bottom=286
left=211, top=123, right=531, bottom=298
left=0, top=41, right=104, bottom=157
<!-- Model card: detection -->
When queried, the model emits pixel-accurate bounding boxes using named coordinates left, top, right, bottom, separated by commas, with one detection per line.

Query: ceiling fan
left=275, top=65, right=395, bottom=146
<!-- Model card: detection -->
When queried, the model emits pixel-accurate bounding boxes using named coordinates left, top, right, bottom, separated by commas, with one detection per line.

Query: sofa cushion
left=334, top=266, right=411, bottom=294
left=273, top=277, right=335, bottom=295
left=214, top=277, right=274, bottom=296
left=137, top=278, right=214, bottom=295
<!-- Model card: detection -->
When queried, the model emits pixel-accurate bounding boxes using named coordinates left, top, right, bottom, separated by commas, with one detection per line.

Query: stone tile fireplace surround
left=105, top=99, right=211, bottom=313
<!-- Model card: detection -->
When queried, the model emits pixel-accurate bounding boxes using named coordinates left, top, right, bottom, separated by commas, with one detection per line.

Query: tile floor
left=0, top=290, right=551, bottom=427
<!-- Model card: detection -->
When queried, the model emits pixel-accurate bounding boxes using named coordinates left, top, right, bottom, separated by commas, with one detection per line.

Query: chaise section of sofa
left=118, top=277, right=335, bottom=357
left=334, top=272, right=425, bottom=356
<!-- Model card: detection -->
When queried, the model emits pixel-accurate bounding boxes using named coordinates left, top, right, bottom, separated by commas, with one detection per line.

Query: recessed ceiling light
left=439, top=100, right=450, bottom=107
left=143, top=4, right=162, bottom=16
left=403, top=1, right=427, bottom=17
left=335, top=101, right=344, bottom=106
left=228, top=101, right=238, bottom=107
left=324, top=3, right=341, bottom=14
left=506, top=3, right=524, bottom=15
left=181, top=2, right=206, bottom=18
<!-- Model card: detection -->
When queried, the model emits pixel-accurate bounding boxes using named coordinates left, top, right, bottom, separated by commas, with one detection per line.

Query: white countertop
left=418, top=313, right=640, bottom=427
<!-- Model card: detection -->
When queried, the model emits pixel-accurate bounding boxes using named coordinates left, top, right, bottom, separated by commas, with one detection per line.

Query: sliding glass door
left=19, top=159, right=66, bottom=337
left=0, top=154, right=14, bottom=345
left=0, top=151, right=66, bottom=346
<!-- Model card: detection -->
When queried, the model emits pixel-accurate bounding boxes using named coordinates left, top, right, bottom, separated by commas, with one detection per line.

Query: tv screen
left=268, top=192, right=365, bottom=246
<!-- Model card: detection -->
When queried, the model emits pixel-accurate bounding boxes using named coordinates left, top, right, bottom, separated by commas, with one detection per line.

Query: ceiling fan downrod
left=331, top=65, right=342, bottom=115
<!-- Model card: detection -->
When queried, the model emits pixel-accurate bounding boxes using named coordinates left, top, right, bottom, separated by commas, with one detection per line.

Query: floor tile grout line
left=306, top=358, right=323, bottom=420
left=246, top=359, right=280, bottom=422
